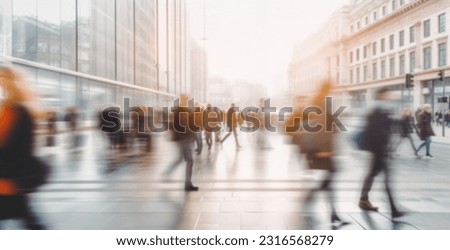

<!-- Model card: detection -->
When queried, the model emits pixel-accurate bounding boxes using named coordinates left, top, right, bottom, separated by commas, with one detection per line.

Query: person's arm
left=0, top=107, right=17, bottom=148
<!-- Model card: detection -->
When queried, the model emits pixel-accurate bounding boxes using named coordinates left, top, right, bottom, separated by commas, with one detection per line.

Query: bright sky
left=188, top=0, right=349, bottom=94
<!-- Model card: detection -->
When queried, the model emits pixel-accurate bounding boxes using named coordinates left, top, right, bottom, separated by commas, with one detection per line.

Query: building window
left=350, top=69, right=354, bottom=84
left=424, top=19, right=431, bottom=38
left=409, top=51, right=416, bottom=73
left=410, top=26, right=415, bottom=43
left=357, top=21, right=361, bottom=29
left=392, top=0, right=396, bottom=11
left=439, top=13, right=446, bottom=33
left=400, top=0, right=404, bottom=6
left=381, top=38, right=385, bottom=53
left=399, top=55, right=405, bottom=75
left=356, top=49, right=360, bottom=61
left=399, top=30, right=404, bottom=47
left=439, top=43, right=447, bottom=67
left=373, top=62, right=378, bottom=80
left=356, top=67, right=360, bottom=83
left=389, top=57, right=395, bottom=77
left=351, top=25, right=354, bottom=33
left=389, top=34, right=394, bottom=50
left=382, top=6, right=386, bottom=16
left=350, top=51, right=353, bottom=63
left=365, top=16, right=369, bottom=25
left=363, top=65, right=368, bottom=82
left=364, top=46, right=367, bottom=59
left=373, top=11, right=377, bottom=21
left=373, top=42, right=377, bottom=56
left=423, top=47, right=431, bottom=69
left=381, top=60, right=386, bottom=78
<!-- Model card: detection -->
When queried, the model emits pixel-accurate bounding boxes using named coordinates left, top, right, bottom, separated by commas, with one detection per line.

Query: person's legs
left=425, top=136, right=432, bottom=156
left=360, top=155, right=382, bottom=210
left=416, top=140, right=426, bottom=154
left=407, top=134, right=417, bottom=153
left=195, top=132, right=203, bottom=154
left=232, top=127, right=240, bottom=147
left=181, top=139, right=197, bottom=191
left=164, top=143, right=184, bottom=176
left=205, top=131, right=212, bottom=149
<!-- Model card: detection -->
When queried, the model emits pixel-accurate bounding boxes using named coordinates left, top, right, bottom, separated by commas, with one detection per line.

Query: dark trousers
left=304, top=158, right=337, bottom=216
left=165, top=139, right=194, bottom=187
left=195, top=132, right=203, bottom=154
left=360, top=153, right=399, bottom=213
left=394, top=134, right=417, bottom=153
left=205, top=131, right=213, bottom=149
left=0, top=195, right=42, bottom=229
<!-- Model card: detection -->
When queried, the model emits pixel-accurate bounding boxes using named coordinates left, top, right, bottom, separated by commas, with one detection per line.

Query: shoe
left=392, top=211, right=406, bottom=219
left=331, top=214, right=351, bottom=225
left=425, top=154, right=434, bottom=159
left=359, top=200, right=379, bottom=211
left=184, top=185, right=199, bottom=191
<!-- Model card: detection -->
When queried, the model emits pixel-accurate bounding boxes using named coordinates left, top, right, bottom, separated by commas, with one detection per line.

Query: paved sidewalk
left=1, top=130, right=450, bottom=230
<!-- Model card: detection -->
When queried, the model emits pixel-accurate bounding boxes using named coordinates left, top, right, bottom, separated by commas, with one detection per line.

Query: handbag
left=305, top=153, right=333, bottom=171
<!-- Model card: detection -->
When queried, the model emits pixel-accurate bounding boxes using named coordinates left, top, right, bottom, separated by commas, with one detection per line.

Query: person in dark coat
left=358, top=87, right=405, bottom=219
left=163, top=94, right=198, bottom=191
left=0, top=66, right=48, bottom=229
left=415, top=104, right=435, bottom=159
left=393, top=109, right=418, bottom=155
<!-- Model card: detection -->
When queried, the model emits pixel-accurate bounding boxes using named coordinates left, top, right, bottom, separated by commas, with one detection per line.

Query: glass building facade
left=0, top=0, right=191, bottom=120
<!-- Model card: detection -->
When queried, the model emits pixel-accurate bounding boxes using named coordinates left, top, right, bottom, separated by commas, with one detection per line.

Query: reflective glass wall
left=0, top=0, right=187, bottom=120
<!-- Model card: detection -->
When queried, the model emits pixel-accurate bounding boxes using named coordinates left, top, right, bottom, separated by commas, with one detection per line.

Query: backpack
left=351, top=129, right=369, bottom=151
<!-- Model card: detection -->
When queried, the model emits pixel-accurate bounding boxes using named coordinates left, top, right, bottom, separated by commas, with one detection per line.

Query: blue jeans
left=417, top=136, right=432, bottom=155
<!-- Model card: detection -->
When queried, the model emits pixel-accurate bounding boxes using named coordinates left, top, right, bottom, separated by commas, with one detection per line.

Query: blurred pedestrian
left=445, top=110, right=450, bottom=128
left=392, top=109, right=418, bottom=156
left=194, top=103, right=203, bottom=155
left=221, top=103, right=242, bottom=148
left=64, top=107, right=80, bottom=148
left=0, top=66, right=49, bottom=229
left=416, top=104, right=435, bottom=159
left=203, top=104, right=222, bottom=150
left=164, top=94, right=198, bottom=191
left=358, top=87, right=405, bottom=219
left=300, top=82, right=349, bottom=226
left=45, top=109, right=58, bottom=147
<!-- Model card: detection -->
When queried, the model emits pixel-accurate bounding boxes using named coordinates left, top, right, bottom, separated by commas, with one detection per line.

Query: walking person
left=300, top=82, right=349, bottom=226
left=393, top=109, right=418, bottom=156
left=164, top=94, right=198, bottom=191
left=445, top=110, right=450, bottom=128
left=358, top=87, right=405, bottom=219
left=194, top=103, right=203, bottom=155
left=221, top=103, right=242, bottom=148
left=64, top=107, right=80, bottom=148
left=203, top=104, right=222, bottom=150
left=0, top=66, right=49, bottom=229
left=415, top=104, right=435, bottom=159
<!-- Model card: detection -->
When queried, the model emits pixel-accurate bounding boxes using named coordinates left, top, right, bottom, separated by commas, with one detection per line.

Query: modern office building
left=0, top=0, right=205, bottom=120
left=289, top=0, right=450, bottom=115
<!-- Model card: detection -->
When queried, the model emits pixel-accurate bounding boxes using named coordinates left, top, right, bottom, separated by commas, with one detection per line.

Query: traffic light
left=405, top=73, right=414, bottom=88
left=439, top=70, right=445, bottom=81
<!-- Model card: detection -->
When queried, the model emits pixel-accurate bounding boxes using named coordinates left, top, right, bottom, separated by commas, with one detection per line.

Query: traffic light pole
left=442, top=75, right=446, bottom=137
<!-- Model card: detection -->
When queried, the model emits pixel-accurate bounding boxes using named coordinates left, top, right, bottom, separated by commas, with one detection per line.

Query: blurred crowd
left=1, top=65, right=448, bottom=229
